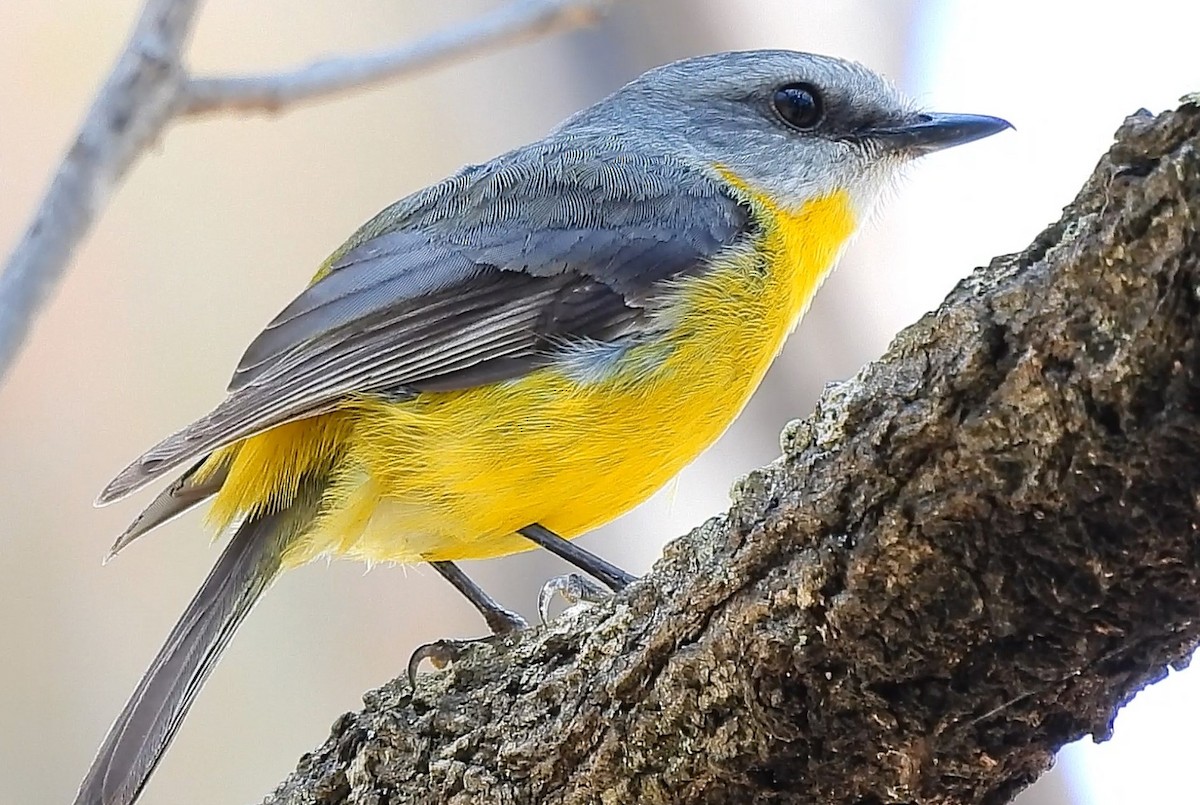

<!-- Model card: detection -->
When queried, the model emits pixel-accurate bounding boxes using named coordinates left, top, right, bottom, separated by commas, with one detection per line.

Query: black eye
left=773, top=83, right=824, bottom=130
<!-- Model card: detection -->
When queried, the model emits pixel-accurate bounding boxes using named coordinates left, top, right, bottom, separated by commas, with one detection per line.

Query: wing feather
left=107, top=459, right=230, bottom=557
left=99, top=140, right=749, bottom=505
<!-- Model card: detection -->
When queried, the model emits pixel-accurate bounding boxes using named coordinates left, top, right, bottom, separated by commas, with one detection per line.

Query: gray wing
left=99, top=140, right=749, bottom=504
left=106, top=459, right=230, bottom=558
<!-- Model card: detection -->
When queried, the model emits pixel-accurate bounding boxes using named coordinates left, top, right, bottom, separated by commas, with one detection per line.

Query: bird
left=74, top=48, right=1010, bottom=805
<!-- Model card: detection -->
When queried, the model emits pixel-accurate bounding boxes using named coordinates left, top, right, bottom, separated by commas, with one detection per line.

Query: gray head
left=558, top=49, right=1009, bottom=220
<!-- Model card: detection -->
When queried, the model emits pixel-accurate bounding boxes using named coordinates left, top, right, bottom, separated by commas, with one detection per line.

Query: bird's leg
left=407, top=560, right=528, bottom=687
left=430, top=560, right=528, bottom=633
left=409, top=528, right=638, bottom=684
left=518, top=523, right=638, bottom=623
left=517, top=523, right=637, bottom=590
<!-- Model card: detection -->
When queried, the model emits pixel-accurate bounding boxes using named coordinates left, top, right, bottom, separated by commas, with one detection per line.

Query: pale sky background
left=0, top=2, right=1197, bottom=804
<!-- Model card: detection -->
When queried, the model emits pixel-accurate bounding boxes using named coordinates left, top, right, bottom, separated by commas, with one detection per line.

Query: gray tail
left=73, top=504, right=303, bottom=805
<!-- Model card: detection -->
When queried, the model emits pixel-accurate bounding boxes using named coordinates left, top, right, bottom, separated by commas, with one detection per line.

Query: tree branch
left=263, top=102, right=1200, bottom=804
left=0, top=0, right=198, bottom=382
left=0, top=0, right=614, bottom=383
left=180, top=0, right=610, bottom=117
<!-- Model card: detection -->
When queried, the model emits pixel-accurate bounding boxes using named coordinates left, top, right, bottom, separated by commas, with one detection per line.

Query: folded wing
left=99, top=142, right=749, bottom=505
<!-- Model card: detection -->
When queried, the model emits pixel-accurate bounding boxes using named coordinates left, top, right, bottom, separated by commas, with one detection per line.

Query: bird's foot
left=537, top=572, right=614, bottom=624
left=407, top=606, right=527, bottom=688
left=407, top=639, right=469, bottom=687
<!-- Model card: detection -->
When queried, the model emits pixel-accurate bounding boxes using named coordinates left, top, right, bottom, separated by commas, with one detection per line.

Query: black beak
left=868, top=112, right=1013, bottom=155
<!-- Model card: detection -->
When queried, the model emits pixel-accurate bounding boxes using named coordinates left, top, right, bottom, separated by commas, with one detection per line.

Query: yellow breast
left=208, top=182, right=857, bottom=567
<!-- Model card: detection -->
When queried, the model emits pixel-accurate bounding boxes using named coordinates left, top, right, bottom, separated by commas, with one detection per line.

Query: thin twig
left=0, top=0, right=613, bottom=384
left=0, top=0, right=200, bottom=381
left=181, top=0, right=611, bottom=117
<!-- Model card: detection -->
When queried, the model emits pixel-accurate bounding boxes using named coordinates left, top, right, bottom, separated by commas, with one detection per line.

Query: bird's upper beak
left=866, top=112, right=1013, bottom=155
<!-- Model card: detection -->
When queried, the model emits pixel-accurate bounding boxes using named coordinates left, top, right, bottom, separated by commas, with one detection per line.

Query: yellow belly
left=207, top=185, right=856, bottom=567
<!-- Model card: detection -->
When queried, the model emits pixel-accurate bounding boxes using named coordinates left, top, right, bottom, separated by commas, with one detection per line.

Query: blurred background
left=2, top=1, right=1198, bottom=803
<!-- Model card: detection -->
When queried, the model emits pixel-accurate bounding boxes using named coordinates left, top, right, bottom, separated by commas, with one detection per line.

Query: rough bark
left=262, top=102, right=1200, bottom=805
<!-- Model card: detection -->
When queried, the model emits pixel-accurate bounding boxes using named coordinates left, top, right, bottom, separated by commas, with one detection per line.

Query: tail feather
left=74, top=489, right=315, bottom=805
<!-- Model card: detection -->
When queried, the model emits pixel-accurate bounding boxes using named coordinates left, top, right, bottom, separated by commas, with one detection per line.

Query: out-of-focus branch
left=0, top=0, right=199, bottom=382
left=180, top=0, right=609, bottom=117
left=264, top=103, right=1200, bottom=804
left=0, top=0, right=614, bottom=382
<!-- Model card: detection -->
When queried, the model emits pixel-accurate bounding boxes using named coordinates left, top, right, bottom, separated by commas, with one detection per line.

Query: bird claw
left=406, top=608, right=528, bottom=689
left=537, top=572, right=612, bottom=624
left=409, top=571, right=624, bottom=688
left=407, top=639, right=470, bottom=689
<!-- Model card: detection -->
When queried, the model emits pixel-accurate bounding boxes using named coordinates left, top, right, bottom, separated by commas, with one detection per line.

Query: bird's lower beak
left=869, top=112, right=1013, bottom=155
